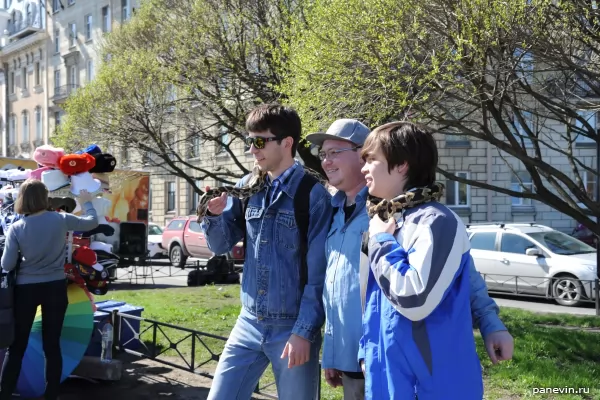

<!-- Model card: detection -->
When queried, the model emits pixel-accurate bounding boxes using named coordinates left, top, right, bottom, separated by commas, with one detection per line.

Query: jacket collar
left=331, top=185, right=369, bottom=208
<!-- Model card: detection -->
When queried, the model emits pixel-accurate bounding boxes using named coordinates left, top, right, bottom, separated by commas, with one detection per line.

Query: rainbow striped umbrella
left=0, top=284, right=94, bottom=398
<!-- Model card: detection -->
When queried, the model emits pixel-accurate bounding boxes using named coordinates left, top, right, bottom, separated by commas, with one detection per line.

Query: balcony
left=52, top=84, right=79, bottom=104
left=7, top=17, right=44, bottom=40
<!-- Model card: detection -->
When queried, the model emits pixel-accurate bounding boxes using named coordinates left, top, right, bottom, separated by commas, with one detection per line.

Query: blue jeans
left=208, top=309, right=321, bottom=400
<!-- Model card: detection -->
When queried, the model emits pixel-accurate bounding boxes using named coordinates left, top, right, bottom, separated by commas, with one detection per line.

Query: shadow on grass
left=480, top=314, right=600, bottom=399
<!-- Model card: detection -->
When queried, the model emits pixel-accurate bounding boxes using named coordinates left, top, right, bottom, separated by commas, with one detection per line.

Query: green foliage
left=280, top=0, right=600, bottom=232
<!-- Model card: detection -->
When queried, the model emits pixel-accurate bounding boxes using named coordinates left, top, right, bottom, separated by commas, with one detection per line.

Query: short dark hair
left=15, top=179, right=49, bottom=215
left=245, top=104, right=302, bottom=156
left=361, top=121, right=438, bottom=188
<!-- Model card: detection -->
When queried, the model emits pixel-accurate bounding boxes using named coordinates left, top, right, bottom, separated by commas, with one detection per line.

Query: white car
left=467, top=223, right=597, bottom=307
left=147, top=223, right=167, bottom=259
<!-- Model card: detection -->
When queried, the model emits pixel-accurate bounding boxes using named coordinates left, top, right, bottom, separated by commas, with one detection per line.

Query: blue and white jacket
left=358, top=200, right=483, bottom=399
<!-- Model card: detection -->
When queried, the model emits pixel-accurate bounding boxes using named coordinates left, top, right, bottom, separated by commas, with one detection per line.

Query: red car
left=162, top=216, right=244, bottom=278
left=572, top=224, right=598, bottom=247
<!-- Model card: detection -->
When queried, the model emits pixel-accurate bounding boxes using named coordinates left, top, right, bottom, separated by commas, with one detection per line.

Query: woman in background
left=0, top=179, right=98, bottom=400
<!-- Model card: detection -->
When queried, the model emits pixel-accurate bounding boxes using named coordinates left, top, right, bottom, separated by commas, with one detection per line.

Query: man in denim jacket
left=200, top=104, right=333, bottom=400
left=306, top=119, right=514, bottom=400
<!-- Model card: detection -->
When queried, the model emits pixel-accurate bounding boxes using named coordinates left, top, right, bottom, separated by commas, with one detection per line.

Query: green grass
left=110, top=285, right=600, bottom=400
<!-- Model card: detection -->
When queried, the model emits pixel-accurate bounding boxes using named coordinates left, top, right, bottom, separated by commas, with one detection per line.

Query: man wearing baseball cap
left=307, top=119, right=514, bottom=399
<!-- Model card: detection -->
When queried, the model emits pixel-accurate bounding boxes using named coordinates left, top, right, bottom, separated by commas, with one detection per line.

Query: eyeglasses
left=244, top=136, right=281, bottom=150
left=318, top=146, right=362, bottom=161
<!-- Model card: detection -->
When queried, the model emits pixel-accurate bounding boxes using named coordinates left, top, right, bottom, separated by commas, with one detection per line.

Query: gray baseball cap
left=305, top=119, right=370, bottom=147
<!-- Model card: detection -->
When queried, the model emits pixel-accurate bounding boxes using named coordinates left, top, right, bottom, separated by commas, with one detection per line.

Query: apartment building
left=0, top=0, right=137, bottom=157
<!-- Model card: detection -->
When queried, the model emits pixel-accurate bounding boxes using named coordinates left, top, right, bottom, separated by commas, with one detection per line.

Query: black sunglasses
left=244, top=136, right=282, bottom=149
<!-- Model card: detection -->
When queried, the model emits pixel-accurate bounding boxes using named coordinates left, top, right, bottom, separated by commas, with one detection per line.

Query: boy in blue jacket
left=358, top=121, right=484, bottom=399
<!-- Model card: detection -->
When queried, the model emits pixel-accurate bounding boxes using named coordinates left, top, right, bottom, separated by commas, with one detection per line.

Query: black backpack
left=237, top=173, right=320, bottom=290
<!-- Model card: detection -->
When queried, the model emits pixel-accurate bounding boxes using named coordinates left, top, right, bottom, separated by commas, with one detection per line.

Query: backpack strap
left=294, top=173, right=320, bottom=290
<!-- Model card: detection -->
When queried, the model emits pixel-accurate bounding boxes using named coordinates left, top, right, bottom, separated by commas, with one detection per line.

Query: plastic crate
left=85, top=300, right=144, bottom=357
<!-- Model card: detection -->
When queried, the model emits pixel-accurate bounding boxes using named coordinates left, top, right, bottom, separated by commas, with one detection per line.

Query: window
left=22, top=111, right=29, bottom=142
left=148, top=224, right=162, bottom=236
left=52, top=0, right=59, bottom=13
left=21, top=67, right=27, bottom=90
left=189, top=180, right=202, bottom=211
left=69, top=65, right=77, bottom=87
left=121, top=0, right=130, bottom=21
left=527, top=231, right=595, bottom=255
left=68, top=23, right=76, bottom=47
left=574, top=110, right=596, bottom=144
left=85, top=14, right=92, bottom=41
left=469, top=232, right=497, bottom=251
left=190, top=136, right=200, bottom=158
left=515, top=48, right=534, bottom=83
left=445, top=172, right=470, bottom=206
left=581, top=170, right=597, bottom=201
left=188, top=221, right=202, bottom=233
left=68, top=0, right=75, bottom=5
left=87, top=59, right=94, bottom=82
left=513, top=111, right=533, bottom=146
left=217, top=125, right=229, bottom=153
left=34, top=62, right=41, bottom=86
left=166, top=182, right=175, bottom=211
left=54, top=111, right=61, bottom=126
left=510, top=171, right=533, bottom=206
left=54, top=69, right=60, bottom=91
left=165, top=219, right=185, bottom=231
left=500, top=233, right=536, bottom=255
left=54, top=29, right=60, bottom=53
left=8, top=114, right=16, bottom=145
left=35, top=107, right=42, bottom=140
left=102, top=6, right=110, bottom=32
left=9, top=71, right=14, bottom=94
left=25, top=4, right=31, bottom=22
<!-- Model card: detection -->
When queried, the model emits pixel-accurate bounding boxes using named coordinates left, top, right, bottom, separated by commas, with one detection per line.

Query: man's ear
left=284, top=136, right=294, bottom=150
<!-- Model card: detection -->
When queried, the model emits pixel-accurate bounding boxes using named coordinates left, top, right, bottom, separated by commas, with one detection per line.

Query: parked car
left=467, top=223, right=597, bottom=307
left=571, top=223, right=598, bottom=247
left=161, top=216, right=245, bottom=285
left=147, top=223, right=167, bottom=259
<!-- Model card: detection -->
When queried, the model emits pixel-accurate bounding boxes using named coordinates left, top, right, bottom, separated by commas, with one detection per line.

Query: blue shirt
left=265, top=162, right=298, bottom=206
left=201, top=163, right=333, bottom=342
left=323, top=187, right=506, bottom=373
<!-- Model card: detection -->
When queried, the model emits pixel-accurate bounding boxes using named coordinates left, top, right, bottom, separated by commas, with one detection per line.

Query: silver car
left=467, top=223, right=597, bottom=307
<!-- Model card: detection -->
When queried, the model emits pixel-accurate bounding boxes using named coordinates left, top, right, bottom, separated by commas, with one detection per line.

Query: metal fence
left=478, top=273, right=600, bottom=314
left=101, top=309, right=321, bottom=400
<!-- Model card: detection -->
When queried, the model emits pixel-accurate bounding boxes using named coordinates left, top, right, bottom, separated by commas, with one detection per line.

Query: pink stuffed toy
left=33, top=145, right=65, bottom=168
left=28, top=166, right=52, bottom=180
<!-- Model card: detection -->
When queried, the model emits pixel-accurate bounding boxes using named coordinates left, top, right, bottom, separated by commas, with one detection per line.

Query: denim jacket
left=200, top=165, right=333, bottom=342
left=323, top=187, right=506, bottom=372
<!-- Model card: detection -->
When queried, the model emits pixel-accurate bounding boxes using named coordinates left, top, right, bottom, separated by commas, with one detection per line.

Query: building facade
left=0, top=0, right=137, bottom=157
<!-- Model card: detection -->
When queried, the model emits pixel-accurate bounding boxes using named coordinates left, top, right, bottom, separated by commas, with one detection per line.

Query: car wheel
left=169, top=244, right=188, bottom=268
left=551, top=274, right=584, bottom=307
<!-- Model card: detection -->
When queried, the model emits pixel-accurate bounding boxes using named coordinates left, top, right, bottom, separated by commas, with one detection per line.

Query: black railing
left=7, top=16, right=43, bottom=36
left=478, top=273, right=600, bottom=314
left=102, top=309, right=322, bottom=399
left=53, top=84, right=79, bottom=100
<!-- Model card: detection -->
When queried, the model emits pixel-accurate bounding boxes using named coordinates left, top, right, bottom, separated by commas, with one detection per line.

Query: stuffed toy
left=33, top=145, right=65, bottom=168
left=58, top=153, right=96, bottom=176
left=89, top=153, right=117, bottom=173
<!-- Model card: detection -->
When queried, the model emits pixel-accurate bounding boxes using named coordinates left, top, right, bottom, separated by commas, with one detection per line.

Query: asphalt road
left=108, top=262, right=599, bottom=317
